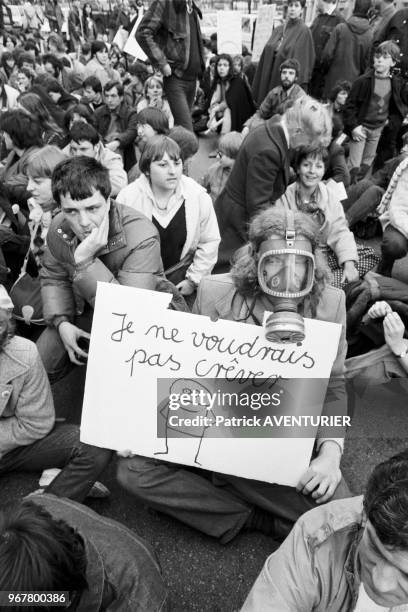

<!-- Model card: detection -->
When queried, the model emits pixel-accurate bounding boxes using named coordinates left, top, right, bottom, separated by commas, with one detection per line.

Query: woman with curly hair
left=117, top=207, right=350, bottom=544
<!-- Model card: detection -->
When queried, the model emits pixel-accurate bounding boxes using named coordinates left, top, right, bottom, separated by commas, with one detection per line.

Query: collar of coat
left=173, top=0, right=202, bottom=19
left=56, top=199, right=127, bottom=256
left=0, top=336, right=30, bottom=382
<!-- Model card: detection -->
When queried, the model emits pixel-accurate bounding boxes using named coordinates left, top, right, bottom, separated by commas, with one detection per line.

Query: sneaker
left=87, top=481, right=110, bottom=499
left=39, top=468, right=61, bottom=487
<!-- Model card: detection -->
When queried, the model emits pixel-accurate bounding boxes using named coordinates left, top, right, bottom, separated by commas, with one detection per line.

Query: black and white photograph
left=0, top=0, right=408, bottom=610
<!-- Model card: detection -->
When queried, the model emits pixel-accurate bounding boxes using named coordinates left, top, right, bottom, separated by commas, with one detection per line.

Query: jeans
left=36, top=310, right=93, bottom=383
left=0, top=423, right=112, bottom=501
left=163, top=75, right=196, bottom=131
left=378, top=224, right=408, bottom=276
left=117, top=455, right=351, bottom=544
left=348, top=125, right=384, bottom=170
left=343, top=180, right=384, bottom=227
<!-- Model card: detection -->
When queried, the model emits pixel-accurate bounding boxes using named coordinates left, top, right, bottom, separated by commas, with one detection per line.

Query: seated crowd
left=1, top=2, right=408, bottom=609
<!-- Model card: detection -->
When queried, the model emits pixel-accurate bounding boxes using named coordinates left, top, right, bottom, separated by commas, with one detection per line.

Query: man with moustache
left=251, top=59, right=305, bottom=123
left=0, top=285, right=112, bottom=500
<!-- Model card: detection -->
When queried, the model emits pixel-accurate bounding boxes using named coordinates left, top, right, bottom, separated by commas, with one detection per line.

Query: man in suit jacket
left=214, top=96, right=332, bottom=271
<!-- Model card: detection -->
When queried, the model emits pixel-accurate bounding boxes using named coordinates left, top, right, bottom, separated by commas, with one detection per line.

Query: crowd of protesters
left=0, top=0, right=408, bottom=609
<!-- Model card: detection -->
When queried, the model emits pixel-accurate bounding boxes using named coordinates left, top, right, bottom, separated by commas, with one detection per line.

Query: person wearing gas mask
left=117, top=208, right=350, bottom=544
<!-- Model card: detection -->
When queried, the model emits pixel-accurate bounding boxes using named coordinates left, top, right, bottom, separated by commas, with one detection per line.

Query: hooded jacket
left=321, top=16, right=373, bottom=98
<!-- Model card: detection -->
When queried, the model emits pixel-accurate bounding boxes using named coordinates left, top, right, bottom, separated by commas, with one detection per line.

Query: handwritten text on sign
left=80, top=283, right=342, bottom=485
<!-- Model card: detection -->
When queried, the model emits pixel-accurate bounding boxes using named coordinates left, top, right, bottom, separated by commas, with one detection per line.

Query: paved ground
left=2, top=133, right=408, bottom=611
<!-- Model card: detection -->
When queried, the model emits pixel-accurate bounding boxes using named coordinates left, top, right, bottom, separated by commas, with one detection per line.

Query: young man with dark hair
left=94, top=80, right=138, bottom=171
left=321, top=0, right=373, bottom=99
left=65, top=121, right=128, bottom=196
left=242, top=449, right=408, bottom=610
left=0, top=285, right=112, bottom=501
left=81, top=75, right=103, bottom=110
left=37, top=157, right=163, bottom=381
left=0, top=495, right=168, bottom=610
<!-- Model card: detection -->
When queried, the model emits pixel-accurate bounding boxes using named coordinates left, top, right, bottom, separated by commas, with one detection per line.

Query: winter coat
left=40, top=200, right=164, bottom=326
left=309, top=10, right=345, bottom=98
left=68, top=7, right=83, bottom=43
left=117, top=174, right=220, bottom=286
left=242, top=496, right=365, bottom=612
left=371, top=3, right=397, bottom=45
left=84, top=58, right=121, bottom=88
left=214, top=119, right=290, bottom=271
left=252, top=18, right=315, bottom=104
left=275, top=181, right=358, bottom=265
left=325, top=140, right=350, bottom=187
left=321, top=16, right=373, bottom=98
left=0, top=336, right=54, bottom=458
left=94, top=102, right=138, bottom=172
left=257, top=83, right=304, bottom=119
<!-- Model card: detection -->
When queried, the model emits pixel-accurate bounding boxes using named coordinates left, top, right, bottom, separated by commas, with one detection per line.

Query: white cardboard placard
left=80, top=283, right=342, bottom=486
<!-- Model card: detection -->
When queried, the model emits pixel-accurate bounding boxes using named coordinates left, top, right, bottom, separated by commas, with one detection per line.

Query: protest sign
left=81, top=283, right=343, bottom=486
left=252, top=4, right=275, bottom=62
left=217, top=11, right=242, bottom=55
left=112, top=27, right=129, bottom=51
left=123, top=9, right=147, bottom=60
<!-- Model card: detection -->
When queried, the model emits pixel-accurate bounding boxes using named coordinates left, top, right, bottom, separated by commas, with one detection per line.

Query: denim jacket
left=136, top=0, right=205, bottom=77
left=241, top=496, right=365, bottom=611
left=30, top=494, right=169, bottom=611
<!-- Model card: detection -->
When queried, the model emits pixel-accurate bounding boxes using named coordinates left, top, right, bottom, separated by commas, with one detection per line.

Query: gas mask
left=257, top=216, right=315, bottom=343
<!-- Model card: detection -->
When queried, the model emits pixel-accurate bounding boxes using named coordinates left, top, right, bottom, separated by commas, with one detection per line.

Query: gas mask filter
left=257, top=213, right=315, bottom=343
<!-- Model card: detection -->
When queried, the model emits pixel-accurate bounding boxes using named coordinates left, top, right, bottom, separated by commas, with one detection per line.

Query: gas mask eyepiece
left=257, top=214, right=315, bottom=343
